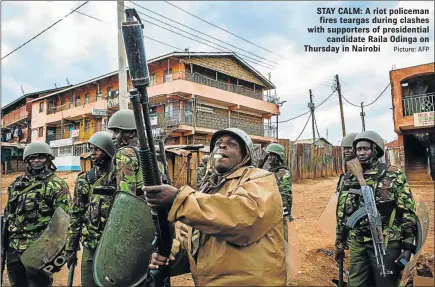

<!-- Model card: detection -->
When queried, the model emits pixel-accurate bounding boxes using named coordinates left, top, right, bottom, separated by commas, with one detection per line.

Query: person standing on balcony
left=3, top=142, right=70, bottom=287
left=64, top=131, right=116, bottom=287
left=144, top=128, right=286, bottom=286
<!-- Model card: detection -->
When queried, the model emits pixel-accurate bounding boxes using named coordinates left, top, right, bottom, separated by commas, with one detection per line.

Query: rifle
left=67, top=252, right=77, bottom=287
left=159, top=140, right=172, bottom=185
left=1, top=215, right=9, bottom=286
left=345, top=158, right=392, bottom=277
left=122, top=8, right=173, bottom=287
left=257, top=153, right=269, bottom=169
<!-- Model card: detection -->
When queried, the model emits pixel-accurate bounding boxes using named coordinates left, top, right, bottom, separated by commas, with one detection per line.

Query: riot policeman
left=3, top=142, right=71, bottom=287
left=65, top=131, right=116, bottom=287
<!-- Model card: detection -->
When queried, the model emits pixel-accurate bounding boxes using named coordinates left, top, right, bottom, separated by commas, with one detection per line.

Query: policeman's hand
left=148, top=252, right=175, bottom=270
left=335, top=248, right=345, bottom=263
left=65, top=251, right=77, bottom=269
left=395, top=249, right=412, bottom=266
left=143, top=184, right=178, bottom=209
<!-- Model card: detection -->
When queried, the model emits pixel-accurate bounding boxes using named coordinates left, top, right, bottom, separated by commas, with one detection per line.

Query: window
left=69, top=97, right=74, bottom=108
left=106, top=86, right=113, bottom=98
left=38, top=127, right=44, bottom=137
left=85, top=93, right=90, bottom=104
left=61, top=99, right=66, bottom=110
left=39, top=102, right=44, bottom=113
left=75, top=96, right=81, bottom=106
left=84, top=118, right=90, bottom=132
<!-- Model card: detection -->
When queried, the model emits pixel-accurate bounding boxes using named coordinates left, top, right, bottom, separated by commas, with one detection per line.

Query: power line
left=294, top=113, right=312, bottom=142
left=2, top=1, right=89, bottom=60
left=47, top=1, right=185, bottom=52
left=118, top=5, right=274, bottom=70
left=164, top=1, right=289, bottom=61
left=129, top=1, right=278, bottom=66
left=363, top=83, right=390, bottom=107
left=278, top=89, right=336, bottom=123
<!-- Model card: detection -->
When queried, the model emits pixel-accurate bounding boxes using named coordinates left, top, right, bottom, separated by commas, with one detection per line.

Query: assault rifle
left=1, top=215, right=8, bottom=286
left=345, top=158, right=392, bottom=277
left=122, top=8, right=173, bottom=287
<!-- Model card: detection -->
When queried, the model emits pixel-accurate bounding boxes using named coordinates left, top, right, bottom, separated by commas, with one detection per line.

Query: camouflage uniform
left=5, top=169, right=70, bottom=287
left=336, top=160, right=417, bottom=287
left=269, top=166, right=293, bottom=218
left=110, top=143, right=143, bottom=194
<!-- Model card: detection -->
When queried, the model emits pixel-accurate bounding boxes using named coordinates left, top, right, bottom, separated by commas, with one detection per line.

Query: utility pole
left=117, top=0, right=128, bottom=109
left=360, top=102, right=366, bottom=131
left=308, top=89, right=316, bottom=145
left=335, top=74, right=346, bottom=137
left=326, top=129, right=328, bottom=140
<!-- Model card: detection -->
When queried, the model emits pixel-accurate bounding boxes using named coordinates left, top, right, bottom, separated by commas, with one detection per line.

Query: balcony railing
left=402, top=93, right=435, bottom=116
left=2, top=106, right=28, bottom=126
left=264, top=124, right=277, bottom=139
left=150, top=72, right=264, bottom=100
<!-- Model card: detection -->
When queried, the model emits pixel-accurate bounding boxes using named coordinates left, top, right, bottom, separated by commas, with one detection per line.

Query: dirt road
left=1, top=172, right=433, bottom=286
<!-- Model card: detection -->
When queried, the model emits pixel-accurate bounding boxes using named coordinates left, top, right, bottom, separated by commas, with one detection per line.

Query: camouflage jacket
left=196, top=165, right=207, bottom=187
left=335, top=161, right=417, bottom=250
left=269, top=165, right=292, bottom=216
left=109, top=144, right=143, bottom=194
left=5, top=170, right=70, bottom=252
left=66, top=166, right=112, bottom=251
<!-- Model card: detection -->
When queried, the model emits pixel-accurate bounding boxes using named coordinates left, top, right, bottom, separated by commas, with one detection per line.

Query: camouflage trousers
left=81, top=247, right=99, bottom=287
left=348, top=238, right=402, bottom=287
left=6, top=248, right=53, bottom=287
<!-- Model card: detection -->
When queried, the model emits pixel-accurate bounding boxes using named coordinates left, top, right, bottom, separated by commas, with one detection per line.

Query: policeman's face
left=111, top=129, right=122, bottom=148
left=213, top=135, right=244, bottom=173
left=355, top=141, right=373, bottom=163
left=343, top=147, right=355, bottom=161
left=267, top=153, right=279, bottom=166
left=89, top=145, right=106, bottom=164
left=27, top=154, right=47, bottom=170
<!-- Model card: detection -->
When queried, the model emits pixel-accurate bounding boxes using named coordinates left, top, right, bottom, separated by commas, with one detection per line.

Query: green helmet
left=210, top=128, right=254, bottom=159
left=266, top=143, right=286, bottom=162
left=353, top=130, right=385, bottom=158
left=341, top=133, right=358, bottom=148
left=88, top=131, right=116, bottom=158
left=108, top=109, right=136, bottom=131
left=202, top=155, right=210, bottom=164
left=23, top=142, right=54, bottom=161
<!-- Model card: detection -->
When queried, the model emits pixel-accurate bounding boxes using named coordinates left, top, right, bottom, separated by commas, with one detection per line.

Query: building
left=384, top=138, right=405, bottom=170
left=1, top=86, right=69, bottom=144
left=390, top=62, right=435, bottom=181
left=29, top=51, right=281, bottom=170
left=293, top=137, right=333, bottom=148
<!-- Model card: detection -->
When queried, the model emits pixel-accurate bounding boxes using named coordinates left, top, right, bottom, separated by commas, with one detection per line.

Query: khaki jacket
left=168, top=166, right=286, bottom=286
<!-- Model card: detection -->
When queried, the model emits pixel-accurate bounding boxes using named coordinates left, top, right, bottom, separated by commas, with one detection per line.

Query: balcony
left=2, top=106, right=28, bottom=127
left=402, top=93, right=435, bottom=116
left=150, top=72, right=264, bottom=100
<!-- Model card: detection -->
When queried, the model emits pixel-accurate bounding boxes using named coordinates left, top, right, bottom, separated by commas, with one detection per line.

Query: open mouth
left=214, top=153, right=228, bottom=159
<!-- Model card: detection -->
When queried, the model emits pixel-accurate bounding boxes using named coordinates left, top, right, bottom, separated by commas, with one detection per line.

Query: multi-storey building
left=29, top=52, right=280, bottom=170
left=1, top=87, right=68, bottom=143
left=390, top=62, right=435, bottom=181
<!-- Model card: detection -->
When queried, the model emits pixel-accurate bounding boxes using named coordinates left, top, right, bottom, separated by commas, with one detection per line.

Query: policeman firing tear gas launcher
left=94, top=8, right=173, bottom=287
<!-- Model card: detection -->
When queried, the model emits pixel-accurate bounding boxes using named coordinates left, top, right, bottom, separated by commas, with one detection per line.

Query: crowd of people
left=1, top=109, right=421, bottom=287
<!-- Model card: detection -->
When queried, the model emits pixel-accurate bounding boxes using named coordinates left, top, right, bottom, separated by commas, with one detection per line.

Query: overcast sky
left=2, top=1, right=434, bottom=144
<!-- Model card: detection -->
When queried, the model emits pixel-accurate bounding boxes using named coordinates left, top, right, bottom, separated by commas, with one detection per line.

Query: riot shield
left=287, top=219, right=302, bottom=284
left=93, top=191, right=156, bottom=287
left=21, top=207, right=70, bottom=275
left=318, top=192, right=339, bottom=238
left=399, top=201, right=430, bottom=287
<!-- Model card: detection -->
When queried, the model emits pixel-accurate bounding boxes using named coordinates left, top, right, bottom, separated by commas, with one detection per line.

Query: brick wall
left=187, top=56, right=265, bottom=88
left=196, top=105, right=229, bottom=130
left=230, top=111, right=263, bottom=136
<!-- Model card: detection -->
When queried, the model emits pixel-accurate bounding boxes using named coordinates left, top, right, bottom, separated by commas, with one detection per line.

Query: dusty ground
left=1, top=172, right=434, bottom=286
